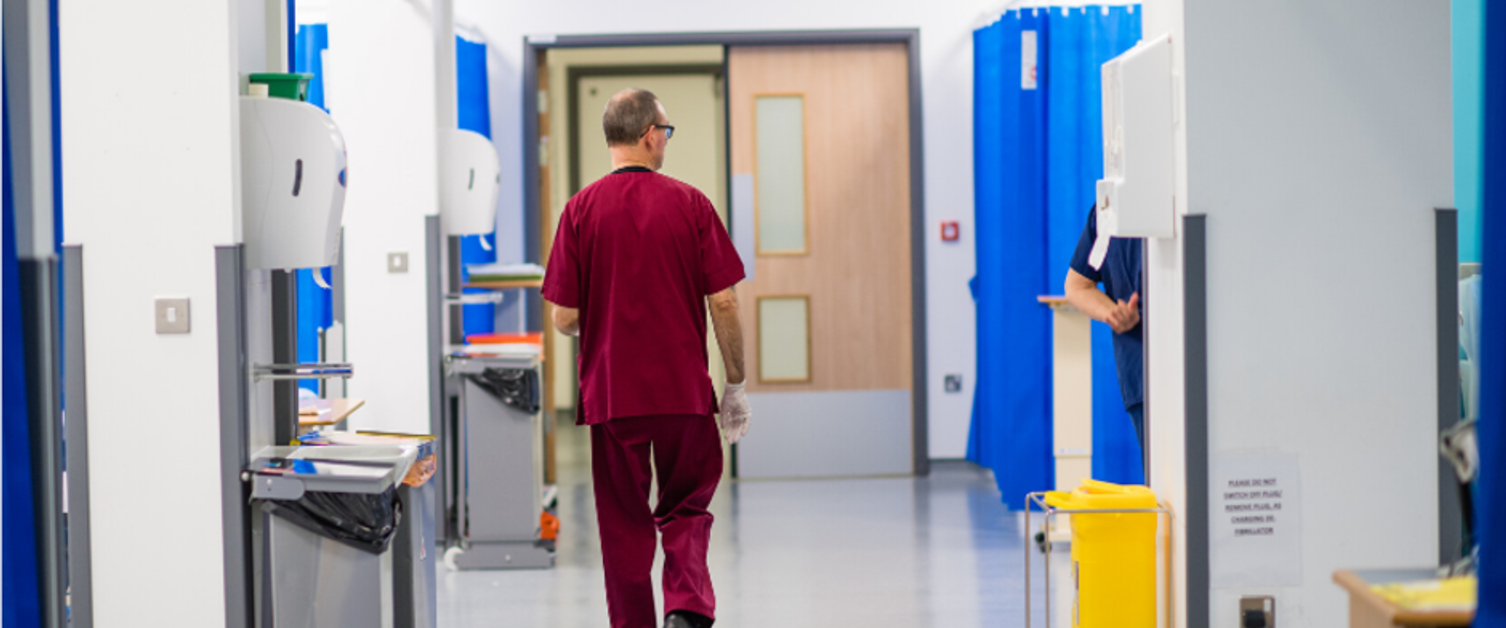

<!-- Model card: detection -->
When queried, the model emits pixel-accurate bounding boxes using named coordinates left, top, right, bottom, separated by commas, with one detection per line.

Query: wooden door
left=728, top=44, right=914, bottom=478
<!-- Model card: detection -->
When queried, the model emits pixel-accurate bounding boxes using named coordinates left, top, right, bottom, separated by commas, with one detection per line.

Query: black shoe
left=664, top=610, right=713, bottom=628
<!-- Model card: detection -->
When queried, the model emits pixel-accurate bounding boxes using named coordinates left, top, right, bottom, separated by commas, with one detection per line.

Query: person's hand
left=1105, top=292, right=1140, bottom=334
left=719, top=381, right=751, bottom=445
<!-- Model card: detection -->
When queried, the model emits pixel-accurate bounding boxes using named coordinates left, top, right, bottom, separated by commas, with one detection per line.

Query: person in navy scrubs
left=1065, top=206, right=1146, bottom=458
left=543, top=88, right=750, bottom=628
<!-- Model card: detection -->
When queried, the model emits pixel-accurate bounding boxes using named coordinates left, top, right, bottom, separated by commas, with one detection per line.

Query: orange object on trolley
left=465, top=332, right=543, bottom=345
left=402, top=454, right=437, bottom=487
left=539, top=511, right=561, bottom=541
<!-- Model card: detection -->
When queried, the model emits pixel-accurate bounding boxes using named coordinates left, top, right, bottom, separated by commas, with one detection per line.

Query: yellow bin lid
left=1045, top=479, right=1156, bottom=510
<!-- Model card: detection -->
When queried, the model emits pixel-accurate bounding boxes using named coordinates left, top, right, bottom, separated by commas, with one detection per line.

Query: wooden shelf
left=1037, top=295, right=1081, bottom=312
left=299, top=398, right=366, bottom=427
left=464, top=279, right=544, bottom=290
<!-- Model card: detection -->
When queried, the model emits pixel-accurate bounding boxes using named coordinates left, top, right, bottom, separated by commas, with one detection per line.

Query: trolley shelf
left=463, top=279, right=544, bottom=290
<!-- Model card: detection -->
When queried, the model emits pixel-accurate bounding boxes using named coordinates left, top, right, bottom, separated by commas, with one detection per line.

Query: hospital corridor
left=436, top=420, right=1026, bottom=626
left=2, top=0, right=1504, bottom=627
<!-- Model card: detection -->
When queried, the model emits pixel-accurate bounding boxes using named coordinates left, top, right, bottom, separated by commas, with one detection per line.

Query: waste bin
left=441, top=354, right=552, bottom=569
left=293, top=433, right=438, bottom=628
left=1045, top=479, right=1158, bottom=628
left=249, top=455, right=403, bottom=628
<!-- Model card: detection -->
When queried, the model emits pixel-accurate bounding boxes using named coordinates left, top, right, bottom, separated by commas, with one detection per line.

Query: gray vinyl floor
left=436, top=420, right=1064, bottom=627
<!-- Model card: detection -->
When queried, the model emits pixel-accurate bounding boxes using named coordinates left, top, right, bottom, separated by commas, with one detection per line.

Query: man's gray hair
left=602, top=88, right=660, bottom=147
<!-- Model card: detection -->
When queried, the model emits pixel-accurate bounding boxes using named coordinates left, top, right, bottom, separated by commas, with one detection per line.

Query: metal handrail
left=1023, top=491, right=1175, bottom=628
left=445, top=292, right=505, bottom=305
left=252, top=363, right=354, bottom=381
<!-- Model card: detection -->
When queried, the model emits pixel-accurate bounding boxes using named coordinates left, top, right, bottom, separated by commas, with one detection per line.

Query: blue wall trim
left=3, top=70, right=44, bottom=627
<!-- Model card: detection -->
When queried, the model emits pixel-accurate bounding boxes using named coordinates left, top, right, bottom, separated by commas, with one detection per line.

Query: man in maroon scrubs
left=542, top=88, right=751, bottom=628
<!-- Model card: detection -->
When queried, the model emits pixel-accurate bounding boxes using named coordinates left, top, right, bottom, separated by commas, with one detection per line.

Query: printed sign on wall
left=1211, top=453, right=1304, bottom=587
left=1022, top=31, right=1038, bottom=90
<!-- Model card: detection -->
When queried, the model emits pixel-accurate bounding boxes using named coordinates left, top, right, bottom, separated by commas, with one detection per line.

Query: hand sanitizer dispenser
left=1090, top=33, right=1174, bottom=269
left=440, top=129, right=500, bottom=236
left=240, top=95, right=348, bottom=270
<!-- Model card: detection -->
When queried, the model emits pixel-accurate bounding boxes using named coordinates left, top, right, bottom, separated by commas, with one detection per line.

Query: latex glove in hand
left=719, top=382, right=752, bottom=445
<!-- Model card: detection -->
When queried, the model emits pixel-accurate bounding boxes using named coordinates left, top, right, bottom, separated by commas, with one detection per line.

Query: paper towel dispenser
left=1090, top=33, right=1174, bottom=268
left=240, top=95, right=347, bottom=270
left=440, top=129, right=500, bottom=236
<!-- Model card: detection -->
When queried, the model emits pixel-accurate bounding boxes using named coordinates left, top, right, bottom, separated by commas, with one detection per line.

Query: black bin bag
left=263, top=485, right=403, bottom=554
left=466, top=367, right=540, bottom=413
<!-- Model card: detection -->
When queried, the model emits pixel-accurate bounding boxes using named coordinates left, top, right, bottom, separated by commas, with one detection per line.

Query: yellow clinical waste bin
left=1045, top=479, right=1158, bottom=628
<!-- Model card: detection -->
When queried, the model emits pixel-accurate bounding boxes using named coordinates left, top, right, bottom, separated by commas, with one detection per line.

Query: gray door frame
left=522, top=29, right=929, bottom=475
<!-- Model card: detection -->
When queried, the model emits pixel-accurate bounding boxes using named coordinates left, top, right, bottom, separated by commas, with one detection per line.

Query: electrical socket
left=1239, top=596, right=1275, bottom=628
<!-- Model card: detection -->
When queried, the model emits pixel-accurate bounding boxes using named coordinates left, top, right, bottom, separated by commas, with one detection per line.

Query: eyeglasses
left=641, top=124, right=675, bottom=140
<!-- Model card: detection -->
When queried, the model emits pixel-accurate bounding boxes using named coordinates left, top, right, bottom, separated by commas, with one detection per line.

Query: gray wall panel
left=216, top=245, right=251, bottom=628
left=20, top=258, right=66, bottom=626
left=64, top=246, right=92, bottom=627
left=739, top=390, right=912, bottom=479
left=1183, top=216, right=1209, bottom=628
left=427, top=216, right=444, bottom=437
left=1436, top=208, right=1462, bottom=564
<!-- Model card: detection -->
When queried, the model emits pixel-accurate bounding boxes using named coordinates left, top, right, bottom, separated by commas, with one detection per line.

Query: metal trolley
left=1022, top=491, right=1176, bottom=628
left=439, top=352, right=553, bottom=569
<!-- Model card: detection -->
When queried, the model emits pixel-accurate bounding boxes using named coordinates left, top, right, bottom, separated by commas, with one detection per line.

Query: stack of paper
left=453, top=343, right=541, bottom=357
left=1371, top=576, right=1477, bottom=611
left=298, top=399, right=333, bottom=416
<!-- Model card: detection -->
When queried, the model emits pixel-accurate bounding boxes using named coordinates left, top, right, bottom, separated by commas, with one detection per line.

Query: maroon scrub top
left=542, top=168, right=745, bottom=426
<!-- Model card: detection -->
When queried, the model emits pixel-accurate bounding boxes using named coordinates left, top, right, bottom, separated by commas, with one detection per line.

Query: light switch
left=388, top=252, right=409, bottom=273
left=155, top=298, right=191, bottom=334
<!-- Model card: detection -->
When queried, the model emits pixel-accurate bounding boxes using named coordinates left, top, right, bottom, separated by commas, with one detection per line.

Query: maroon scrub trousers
left=542, top=167, right=745, bottom=628
left=592, top=414, right=722, bottom=627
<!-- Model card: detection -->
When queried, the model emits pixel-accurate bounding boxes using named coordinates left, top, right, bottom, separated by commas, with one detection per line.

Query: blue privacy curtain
left=1474, top=0, right=1504, bottom=624
left=970, top=5, right=1142, bottom=508
left=456, top=34, right=497, bottom=339
left=294, top=24, right=333, bottom=393
left=970, top=9, right=1051, bottom=509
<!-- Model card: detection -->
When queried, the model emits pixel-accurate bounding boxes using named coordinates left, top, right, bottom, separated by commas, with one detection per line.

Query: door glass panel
left=755, top=95, right=807, bottom=254
left=758, top=296, right=810, bottom=382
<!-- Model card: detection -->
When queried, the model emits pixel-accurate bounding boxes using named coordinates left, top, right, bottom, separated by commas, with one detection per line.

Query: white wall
left=327, top=0, right=443, bottom=434
left=1181, top=0, right=1450, bottom=626
left=455, top=0, right=992, bottom=458
left=1140, top=1, right=1189, bottom=627
left=60, top=1, right=243, bottom=624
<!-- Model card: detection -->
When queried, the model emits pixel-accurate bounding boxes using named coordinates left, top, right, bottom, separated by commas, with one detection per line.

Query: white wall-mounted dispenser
left=240, top=96, right=348, bottom=270
left=440, top=128, right=500, bottom=236
left=1090, top=33, right=1174, bottom=269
